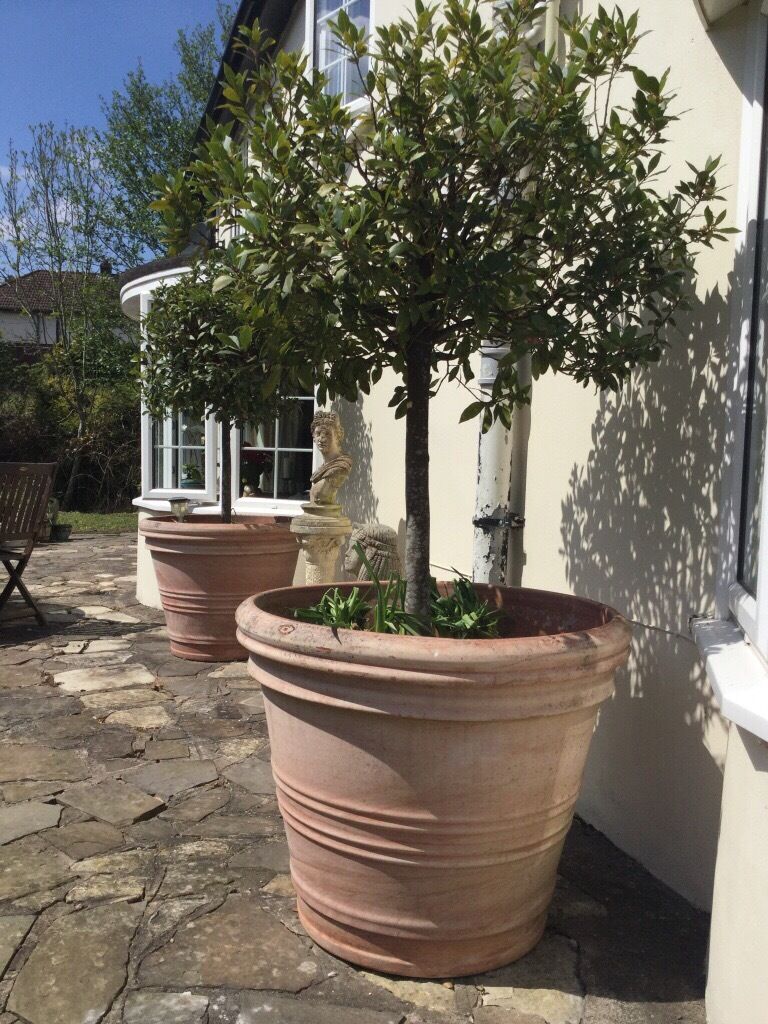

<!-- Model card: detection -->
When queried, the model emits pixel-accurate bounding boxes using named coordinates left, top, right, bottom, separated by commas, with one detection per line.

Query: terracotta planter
left=236, top=582, right=631, bottom=978
left=140, top=515, right=298, bottom=662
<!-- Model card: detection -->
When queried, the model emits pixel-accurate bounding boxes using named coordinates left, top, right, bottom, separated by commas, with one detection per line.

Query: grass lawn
left=57, top=511, right=138, bottom=534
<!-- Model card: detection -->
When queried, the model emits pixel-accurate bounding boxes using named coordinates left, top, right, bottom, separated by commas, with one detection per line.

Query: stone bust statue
left=344, top=523, right=402, bottom=581
left=309, top=411, right=353, bottom=508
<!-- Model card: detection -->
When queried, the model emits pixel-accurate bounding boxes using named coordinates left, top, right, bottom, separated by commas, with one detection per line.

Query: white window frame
left=719, top=15, right=768, bottom=661
left=696, top=9, right=768, bottom=743
left=137, top=287, right=218, bottom=505
left=305, top=0, right=374, bottom=115
left=231, top=397, right=319, bottom=517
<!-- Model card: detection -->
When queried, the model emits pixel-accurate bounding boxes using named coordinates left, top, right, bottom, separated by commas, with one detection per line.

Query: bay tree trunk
left=404, top=339, right=431, bottom=622
left=220, top=422, right=232, bottom=524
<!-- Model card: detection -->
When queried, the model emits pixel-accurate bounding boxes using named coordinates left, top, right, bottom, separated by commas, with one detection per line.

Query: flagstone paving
left=0, top=531, right=710, bottom=1024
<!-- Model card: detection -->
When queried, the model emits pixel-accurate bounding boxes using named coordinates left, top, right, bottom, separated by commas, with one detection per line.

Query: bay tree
left=154, top=0, right=730, bottom=620
left=142, top=256, right=304, bottom=523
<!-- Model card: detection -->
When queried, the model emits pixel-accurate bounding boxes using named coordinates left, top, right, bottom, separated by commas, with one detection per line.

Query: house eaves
left=195, top=0, right=302, bottom=147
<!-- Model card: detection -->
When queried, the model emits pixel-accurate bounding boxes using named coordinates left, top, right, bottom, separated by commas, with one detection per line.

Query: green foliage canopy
left=153, top=0, right=730, bottom=614
left=100, top=3, right=234, bottom=256
left=143, top=258, right=300, bottom=429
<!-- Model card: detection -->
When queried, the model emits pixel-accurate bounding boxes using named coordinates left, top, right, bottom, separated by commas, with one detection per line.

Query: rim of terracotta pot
left=139, top=514, right=296, bottom=553
left=140, top=513, right=289, bottom=536
left=236, top=582, right=632, bottom=720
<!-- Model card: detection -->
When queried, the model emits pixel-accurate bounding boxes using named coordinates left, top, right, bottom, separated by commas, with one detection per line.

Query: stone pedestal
left=291, top=506, right=352, bottom=585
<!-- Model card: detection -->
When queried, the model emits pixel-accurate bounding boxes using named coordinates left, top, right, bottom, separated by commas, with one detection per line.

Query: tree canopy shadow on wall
left=559, top=245, right=749, bottom=915
left=334, top=396, right=379, bottom=527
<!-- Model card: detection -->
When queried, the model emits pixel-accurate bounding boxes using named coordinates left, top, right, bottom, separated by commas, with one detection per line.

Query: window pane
left=179, top=411, right=205, bottom=447
left=316, top=0, right=370, bottom=105
left=241, top=420, right=275, bottom=449
left=150, top=412, right=206, bottom=491
left=240, top=448, right=275, bottom=498
left=179, top=448, right=205, bottom=488
left=240, top=398, right=314, bottom=502
left=279, top=400, right=314, bottom=450
left=275, top=451, right=313, bottom=501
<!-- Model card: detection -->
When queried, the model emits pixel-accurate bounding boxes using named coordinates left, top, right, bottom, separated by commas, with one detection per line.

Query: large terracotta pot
left=236, top=582, right=631, bottom=978
left=140, top=515, right=298, bottom=662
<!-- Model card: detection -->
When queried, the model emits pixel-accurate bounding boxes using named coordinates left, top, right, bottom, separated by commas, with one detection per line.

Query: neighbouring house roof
left=196, top=0, right=302, bottom=144
left=0, top=269, right=108, bottom=315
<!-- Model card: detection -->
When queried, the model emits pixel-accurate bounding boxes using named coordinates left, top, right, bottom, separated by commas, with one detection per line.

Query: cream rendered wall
left=706, top=726, right=768, bottom=1024
left=521, top=0, right=753, bottom=908
left=337, top=363, right=480, bottom=580
left=137, top=511, right=162, bottom=609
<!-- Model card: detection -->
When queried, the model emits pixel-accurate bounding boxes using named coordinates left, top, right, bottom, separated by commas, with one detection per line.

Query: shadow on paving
left=0, top=532, right=708, bottom=1024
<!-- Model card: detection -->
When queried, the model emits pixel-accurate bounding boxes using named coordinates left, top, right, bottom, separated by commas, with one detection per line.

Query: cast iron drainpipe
left=471, top=0, right=560, bottom=587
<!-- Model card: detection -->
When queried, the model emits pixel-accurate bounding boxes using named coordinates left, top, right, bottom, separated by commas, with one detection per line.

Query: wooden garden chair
left=0, top=463, right=56, bottom=627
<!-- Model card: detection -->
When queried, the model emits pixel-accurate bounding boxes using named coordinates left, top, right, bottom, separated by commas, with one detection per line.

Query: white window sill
left=233, top=498, right=303, bottom=517
left=694, top=616, right=768, bottom=742
left=133, top=497, right=220, bottom=514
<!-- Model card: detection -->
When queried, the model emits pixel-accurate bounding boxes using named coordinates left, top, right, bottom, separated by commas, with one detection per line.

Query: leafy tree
left=0, top=124, right=141, bottom=508
left=154, top=0, right=730, bottom=620
left=143, top=257, right=303, bottom=523
left=100, top=2, right=235, bottom=256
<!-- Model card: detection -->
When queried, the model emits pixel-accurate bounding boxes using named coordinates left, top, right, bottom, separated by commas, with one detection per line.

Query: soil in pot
left=141, top=514, right=298, bottom=662
left=236, top=581, right=631, bottom=978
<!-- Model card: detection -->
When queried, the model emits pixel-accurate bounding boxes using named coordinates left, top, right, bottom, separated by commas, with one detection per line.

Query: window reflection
left=151, top=411, right=206, bottom=491
left=315, top=0, right=370, bottom=105
left=240, top=397, right=314, bottom=501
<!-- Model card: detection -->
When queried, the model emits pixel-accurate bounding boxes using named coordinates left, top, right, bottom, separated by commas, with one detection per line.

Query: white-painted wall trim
left=707, top=9, right=768, bottom=667
left=120, top=267, right=189, bottom=321
left=694, top=616, right=768, bottom=744
left=695, top=5, right=768, bottom=743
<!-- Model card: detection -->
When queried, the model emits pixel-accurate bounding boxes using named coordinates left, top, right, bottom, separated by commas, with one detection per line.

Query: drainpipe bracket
left=472, top=512, right=526, bottom=532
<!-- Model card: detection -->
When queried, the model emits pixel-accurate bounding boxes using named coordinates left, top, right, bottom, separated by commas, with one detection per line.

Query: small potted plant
left=156, top=0, right=729, bottom=975
left=240, top=449, right=273, bottom=497
left=139, top=260, right=300, bottom=661
left=180, top=461, right=204, bottom=490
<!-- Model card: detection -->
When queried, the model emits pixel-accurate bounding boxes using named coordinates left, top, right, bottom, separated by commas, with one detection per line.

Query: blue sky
left=0, top=0, right=223, bottom=156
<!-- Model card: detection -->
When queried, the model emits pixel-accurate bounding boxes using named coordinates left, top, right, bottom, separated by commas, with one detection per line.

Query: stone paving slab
left=0, top=533, right=710, bottom=1024
left=0, top=801, right=61, bottom=845
left=0, top=916, right=34, bottom=978
left=239, top=993, right=405, bottom=1023
left=0, top=835, right=73, bottom=901
left=58, top=779, right=166, bottom=826
left=0, top=745, right=88, bottom=784
left=43, top=820, right=125, bottom=859
left=7, top=902, right=142, bottom=1024
left=53, top=665, right=155, bottom=693
left=126, top=759, right=218, bottom=799
left=123, top=990, right=209, bottom=1024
